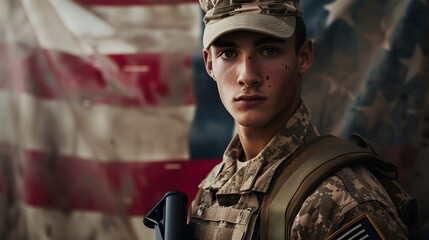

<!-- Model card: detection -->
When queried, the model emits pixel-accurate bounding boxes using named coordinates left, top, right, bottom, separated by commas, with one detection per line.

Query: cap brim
left=203, top=13, right=296, bottom=49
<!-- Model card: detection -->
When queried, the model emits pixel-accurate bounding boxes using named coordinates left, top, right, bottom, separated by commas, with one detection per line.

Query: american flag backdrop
left=0, top=0, right=427, bottom=239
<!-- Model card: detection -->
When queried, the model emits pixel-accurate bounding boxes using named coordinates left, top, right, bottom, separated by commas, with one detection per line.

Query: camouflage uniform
left=189, top=101, right=408, bottom=239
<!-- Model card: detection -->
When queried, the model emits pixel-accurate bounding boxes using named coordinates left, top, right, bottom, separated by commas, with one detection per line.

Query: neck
left=237, top=126, right=276, bottom=161
left=237, top=110, right=295, bottom=161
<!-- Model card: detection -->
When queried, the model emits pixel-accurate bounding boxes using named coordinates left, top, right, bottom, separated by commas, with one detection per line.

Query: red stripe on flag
left=43, top=50, right=194, bottom=106
left=74, top=0, right=199, bottom=6
left=20, top=151, right=218, bottom=215
left=1, top=45, right=195, bottom=106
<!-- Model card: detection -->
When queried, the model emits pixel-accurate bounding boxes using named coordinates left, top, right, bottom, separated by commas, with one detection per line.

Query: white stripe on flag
left=0, top=91, right=195, bottom=162
left=17, top=202, right=155, bottom=240
left=20, top=0, right=201, bottom=55
left=48, top=0, right=115, bottom=38
left=349, top=229, right=366, bottom=240
left=20, top=0, right=92, bottom=55
left=359, top=235, right=369, bottom=240
left=338, top=224, right=362, bottom=240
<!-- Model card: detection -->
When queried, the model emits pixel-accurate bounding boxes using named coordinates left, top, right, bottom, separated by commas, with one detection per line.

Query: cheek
left=211, top=61, right=237, bottom=108
left=266, top=63, right=300, bottom=99
left=281, top=60, right=298, bottom=74
left=212, top=61, right=232, bottom=83
left=264, top=63, right=294, bottom=86
left=213, top=63, right=237, bottom=89
left=216, top=79, right=233, bottom=106
left=264, top=59, right=295, bottom=76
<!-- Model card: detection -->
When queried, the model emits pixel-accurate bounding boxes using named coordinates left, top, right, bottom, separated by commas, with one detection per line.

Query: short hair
left=294, top=17, right=307, bottom=54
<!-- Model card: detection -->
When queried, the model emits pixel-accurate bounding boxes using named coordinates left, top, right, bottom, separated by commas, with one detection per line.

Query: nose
left=237, top=55, right=262, bottom=88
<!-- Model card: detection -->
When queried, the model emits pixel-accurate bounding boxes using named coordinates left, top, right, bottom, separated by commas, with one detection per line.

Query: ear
left=203, top=48, right=216, bottom=81
left=297, top=39, right=313, bottom=75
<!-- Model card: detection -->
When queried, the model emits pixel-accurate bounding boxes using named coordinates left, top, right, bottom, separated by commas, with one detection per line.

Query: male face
left=203, top=31, right=312, bottom=129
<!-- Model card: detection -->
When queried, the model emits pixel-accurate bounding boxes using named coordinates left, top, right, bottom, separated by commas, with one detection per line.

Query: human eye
left=261, top=47, right=279, bottom=57
left=219, top=50, right=237, bottom=59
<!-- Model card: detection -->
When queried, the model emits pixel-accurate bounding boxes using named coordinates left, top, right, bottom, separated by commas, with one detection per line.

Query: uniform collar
left=199, top=101, right=313, bottom=194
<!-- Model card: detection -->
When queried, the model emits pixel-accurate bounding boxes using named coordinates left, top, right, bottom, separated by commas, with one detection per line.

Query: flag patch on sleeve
left=326, top=213, right=386, bottom=240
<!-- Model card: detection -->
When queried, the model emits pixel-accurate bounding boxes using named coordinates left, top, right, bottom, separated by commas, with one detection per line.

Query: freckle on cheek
left=268, top=85, right=271, bottom=88
left=266, top=75, right=269, bottom=80
left=248, top=57, right=251, bottom=60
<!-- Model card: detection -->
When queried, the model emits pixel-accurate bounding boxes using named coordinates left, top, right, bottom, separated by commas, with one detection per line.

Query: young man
left=188, top=0, right=415, bottom=239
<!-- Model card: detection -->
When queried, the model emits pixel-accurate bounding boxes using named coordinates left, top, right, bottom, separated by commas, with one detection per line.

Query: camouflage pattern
left=198, top=100, right=311, bottom=195
left=200, top=0, right=302, bottom=24
left=199, top=0, right=302, bottom=48
left=189, top=100, right=409, bottom=239
left=291, top=164, right=409, bottom=240
left=189, top=101, right=314, bottom=239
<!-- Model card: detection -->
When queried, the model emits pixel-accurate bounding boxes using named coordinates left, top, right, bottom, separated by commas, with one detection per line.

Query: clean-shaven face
left=204, top=31, right=303, bottom=129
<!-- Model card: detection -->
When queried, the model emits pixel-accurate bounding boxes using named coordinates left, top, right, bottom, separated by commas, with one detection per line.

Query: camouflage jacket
left=188, top=101, right=408, bottom=239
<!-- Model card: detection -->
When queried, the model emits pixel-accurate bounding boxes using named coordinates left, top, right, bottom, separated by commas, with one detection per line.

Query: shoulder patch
left=326, top=214, right=386, bottom=240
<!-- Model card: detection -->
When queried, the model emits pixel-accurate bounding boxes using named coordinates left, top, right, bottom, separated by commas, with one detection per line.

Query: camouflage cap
left=199, top=0, right=303, bottom=49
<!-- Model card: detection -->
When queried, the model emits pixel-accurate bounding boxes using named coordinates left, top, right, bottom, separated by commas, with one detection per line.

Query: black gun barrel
left=164, top=191, right=188, bottom=240
left=143, top=191, right=192, bottom=240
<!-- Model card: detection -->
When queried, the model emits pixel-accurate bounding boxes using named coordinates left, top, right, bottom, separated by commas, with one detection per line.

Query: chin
left=234, top=115, right=269, bottom=128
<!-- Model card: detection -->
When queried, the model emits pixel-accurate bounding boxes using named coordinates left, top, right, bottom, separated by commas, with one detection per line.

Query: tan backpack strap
left=260, top=135, right=396, bottom=240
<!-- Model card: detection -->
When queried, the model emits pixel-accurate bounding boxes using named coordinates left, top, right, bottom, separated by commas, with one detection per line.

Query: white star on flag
left=399, top=44, right=424, bottom=84
left=322, top=72, right=359, bottom=101
left=357, top=91, right=397, bottom=129
left=324, top=0, right=356, bottom=27
left=362, top=18, right=397, bottom=52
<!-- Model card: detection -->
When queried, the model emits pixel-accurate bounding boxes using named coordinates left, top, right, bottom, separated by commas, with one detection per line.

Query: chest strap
left=260, top=134, right=397, bottom=240
left=192, top=206, right=252, bottom=225
left=192, top=224, right=245, bottom=240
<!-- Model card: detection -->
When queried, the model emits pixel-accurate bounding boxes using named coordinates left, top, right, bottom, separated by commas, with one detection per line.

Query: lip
left=234, top=95, right=267, bottom=106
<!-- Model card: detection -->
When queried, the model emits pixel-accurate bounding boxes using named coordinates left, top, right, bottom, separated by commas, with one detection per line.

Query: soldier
left=188, top=0, right=417, bottom=239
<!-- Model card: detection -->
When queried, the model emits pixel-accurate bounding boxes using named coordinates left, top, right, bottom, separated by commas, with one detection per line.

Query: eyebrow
left=212, top=36, right=286, bottom=48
